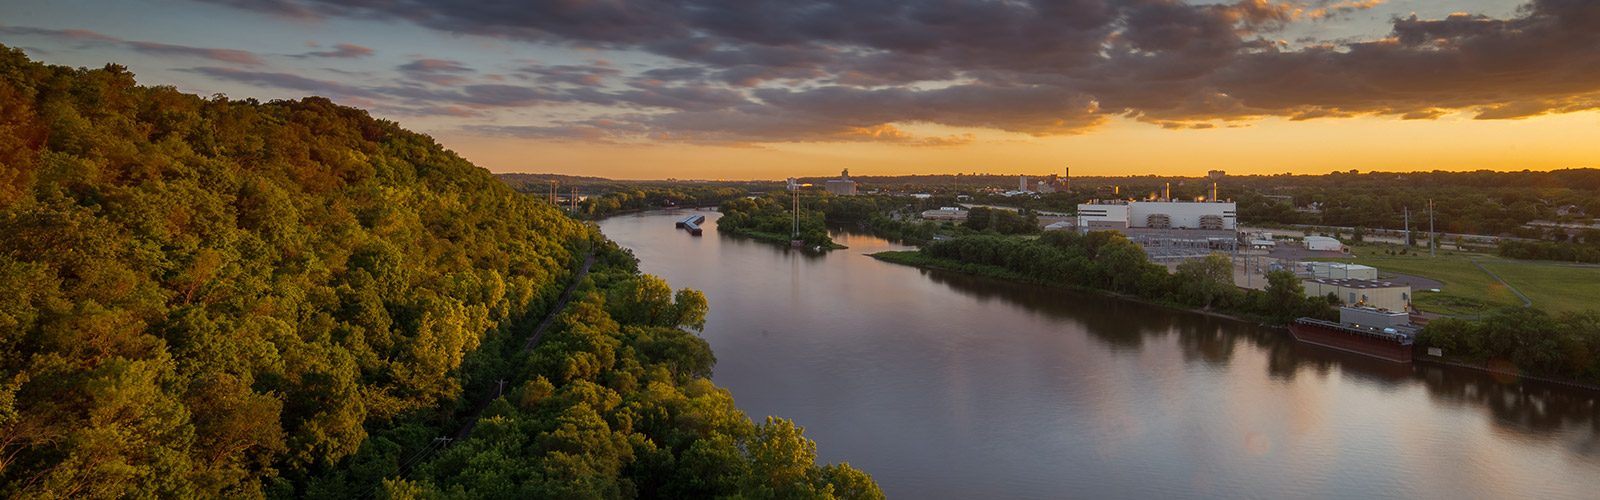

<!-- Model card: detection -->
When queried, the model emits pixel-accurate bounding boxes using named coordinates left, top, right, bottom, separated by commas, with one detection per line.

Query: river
left=599, top=210, right=1600, bottom=499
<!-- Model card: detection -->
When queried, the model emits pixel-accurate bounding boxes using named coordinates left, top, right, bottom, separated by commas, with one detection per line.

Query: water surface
left=601, top=211, right=1600, bottom=499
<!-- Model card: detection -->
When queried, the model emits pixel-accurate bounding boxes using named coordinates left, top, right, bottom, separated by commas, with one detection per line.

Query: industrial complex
left=825, top=169, right=857, bottom=196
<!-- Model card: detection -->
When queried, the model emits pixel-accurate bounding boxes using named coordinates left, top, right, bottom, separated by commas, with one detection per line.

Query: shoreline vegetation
left=720, top=227, right=849, bottom=249
left=872, top=239, right=1600, bottom=390
left=867, top=250, right=1278, bottom=327
left=869, top=231, right=1335, bottom=326
left=715, top=195, right=844, bottom=249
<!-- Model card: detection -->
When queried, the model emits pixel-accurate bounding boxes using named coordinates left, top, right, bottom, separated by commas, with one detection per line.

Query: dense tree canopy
left=0, top=45, right=878, bottom=500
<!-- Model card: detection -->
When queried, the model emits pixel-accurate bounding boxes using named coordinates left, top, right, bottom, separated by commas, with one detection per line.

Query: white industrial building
left=1304, top=236, right=1344, bottom=252
left=921, top=207, right=968, bottom=221
left=825, top=169, right=857, bottom=196
left=1076, top=200, right=1236, bottom=231
left=1302, top=278, right=1412, bottom=311
left=1303, top=262, right=1377, bottom=280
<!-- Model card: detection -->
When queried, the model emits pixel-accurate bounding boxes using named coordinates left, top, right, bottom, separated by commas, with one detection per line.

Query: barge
left=676, top=214, right=705, bottom=235
left=1289, top=306, right=1418, bottom=363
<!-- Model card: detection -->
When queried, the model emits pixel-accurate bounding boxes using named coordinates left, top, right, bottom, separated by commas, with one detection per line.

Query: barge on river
left=675, top=215, right=705, bottom=235
left=1290, top=306, right=1418, bottom=363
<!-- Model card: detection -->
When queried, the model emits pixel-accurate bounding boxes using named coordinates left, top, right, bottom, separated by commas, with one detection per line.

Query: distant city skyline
left=4, top=0, right=1597, bottom=179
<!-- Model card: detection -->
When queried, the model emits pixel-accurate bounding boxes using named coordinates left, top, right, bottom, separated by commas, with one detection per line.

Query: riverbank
left=1416, top=357, right=1600, bottom=392
left=874, top=250, right=1600, bottom=393
left=722, top=227, right=848, bottom=249
left=869, top=250, right=1277, bottom=327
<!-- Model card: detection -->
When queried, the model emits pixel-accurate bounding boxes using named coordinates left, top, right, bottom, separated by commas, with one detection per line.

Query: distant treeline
left=1498, top=239, right=1600, bottom=264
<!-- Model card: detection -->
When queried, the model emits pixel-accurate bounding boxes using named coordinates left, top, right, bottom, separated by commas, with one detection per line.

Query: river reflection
left=601, top=210, right=1600, bottom=499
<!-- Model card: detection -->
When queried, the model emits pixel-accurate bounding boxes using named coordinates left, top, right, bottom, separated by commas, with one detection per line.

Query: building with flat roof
left=1076, top=200, right=1236, bottom=231
left=1303, top=262, right=1377, bottom=280
left=825, top=169, right=857, bottom=196
left=921, top=207, right=968, bottom=221
left=1302, top=277, right=1412, bottom=311
left=1304, top=236, right=1344, bottom=252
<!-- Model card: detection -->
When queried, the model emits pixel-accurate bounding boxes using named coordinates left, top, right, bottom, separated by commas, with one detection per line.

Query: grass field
left=1315, top=245, right=1521, bottom=316
left=1476, top=262, right=1600, bottom=316
left=1313, top=243, right=1600, bottom=316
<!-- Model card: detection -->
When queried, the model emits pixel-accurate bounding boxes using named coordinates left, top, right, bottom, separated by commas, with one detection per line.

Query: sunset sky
left=3, top=0, right=1597, bottom=180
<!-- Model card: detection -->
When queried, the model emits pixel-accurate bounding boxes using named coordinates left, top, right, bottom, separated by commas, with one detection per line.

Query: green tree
left=1176, top=253, right=1235, bottom=308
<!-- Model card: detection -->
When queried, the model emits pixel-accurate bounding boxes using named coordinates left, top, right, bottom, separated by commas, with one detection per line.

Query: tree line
left=877, top=231, right=1334, bottom=325
left=1419, top=308, right=1600, bottom=384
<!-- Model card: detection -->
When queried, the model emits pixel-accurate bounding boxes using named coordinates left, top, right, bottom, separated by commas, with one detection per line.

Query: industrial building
left=1076, top=199, right=1237, bottom=231
left=1302, top=277, right=1412, bottom=311
left=921, top=207, right=968, bottom=221
left=1303, top=262, right=1377, bottom=280
left=1303, top=236, right=1344, bottom=252
left=825, top=169, right=857, bottom=196
left=1019, top=168, right=1070, bottom=194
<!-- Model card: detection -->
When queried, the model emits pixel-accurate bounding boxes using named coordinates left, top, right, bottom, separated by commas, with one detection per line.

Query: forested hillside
left=0, top=46, right=878, bottom=499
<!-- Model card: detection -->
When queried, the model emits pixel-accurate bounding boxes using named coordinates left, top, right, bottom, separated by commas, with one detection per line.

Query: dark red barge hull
left=1289, top=321, right=1413, bottom=363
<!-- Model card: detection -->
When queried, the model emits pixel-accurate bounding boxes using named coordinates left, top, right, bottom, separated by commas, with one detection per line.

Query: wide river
left=601, top=210, right=1600, bottom=499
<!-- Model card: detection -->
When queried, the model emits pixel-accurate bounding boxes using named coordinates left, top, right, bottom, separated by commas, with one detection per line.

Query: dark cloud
left=183, top=66, right=377, bottom=98
left=299, top=43, right=375, bottom=58
left=129, top=41, right=262, bottom=65
left=467, top=120, right=651, bottom=143
left=0, top=25, right=121, bottom=42
left=398, top=58, right=474, bottom=85
left=196, top=0, right=1600, bottom=143
left=2, top=26, right=263, bottom=65
left=516, top=63, right=621, bottom=87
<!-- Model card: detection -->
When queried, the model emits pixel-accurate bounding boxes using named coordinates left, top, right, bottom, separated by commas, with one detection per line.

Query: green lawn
left=1313, top=245, right=1522, bottom=316
left=1476, top=263, right=1600, bottom=316
left=1312, top=243, right=1600, bottom=316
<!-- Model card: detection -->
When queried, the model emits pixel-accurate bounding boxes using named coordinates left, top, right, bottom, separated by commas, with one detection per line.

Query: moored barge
left=1290, top=307, right=1417, bottom=363
left=676, top=215, right=705, bottom=235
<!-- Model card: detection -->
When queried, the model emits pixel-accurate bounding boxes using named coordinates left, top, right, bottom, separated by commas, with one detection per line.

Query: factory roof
left=1304, top=277, right=1409, bottom=289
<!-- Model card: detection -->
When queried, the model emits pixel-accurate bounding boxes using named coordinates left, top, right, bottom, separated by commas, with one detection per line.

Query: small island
left=716, top=195, right=847, bottom=249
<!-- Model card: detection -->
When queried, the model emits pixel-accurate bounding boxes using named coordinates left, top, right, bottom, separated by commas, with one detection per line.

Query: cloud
left=182, top=66, right=377, bottom=98
left=299, top=42, right=375, bottom=58
left=516, top=63, right=621, bottom=86
left=2, top=25, right=263, bottom=65
left=0, top=25, right=121, bottom=42
left=398, top=57, right=474, bottom=85
left=190, top=0, right=1600, bottom=144
left=128, top=41, right=262, bottom=65
left=1306, top=0, right=1388, bottom=20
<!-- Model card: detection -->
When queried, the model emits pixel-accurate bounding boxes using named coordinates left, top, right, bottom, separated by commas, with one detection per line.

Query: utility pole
left=549, top=180, right=558, bottom=205
left=1404, top=206, right=1410, bottom=247
left=1429, top=198, right=1435, bottom=257
left=570, top=188, right=577, bottom=212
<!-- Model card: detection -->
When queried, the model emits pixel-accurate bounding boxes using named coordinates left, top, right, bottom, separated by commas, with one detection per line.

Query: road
left=452, top=249, right=597, bottom=443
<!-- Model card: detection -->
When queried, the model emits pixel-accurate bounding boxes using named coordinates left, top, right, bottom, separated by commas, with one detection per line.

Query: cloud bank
left=189, top=0, right=1600, bottom=144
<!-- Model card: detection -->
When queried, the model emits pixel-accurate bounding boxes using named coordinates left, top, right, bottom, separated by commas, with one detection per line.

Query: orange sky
left=446, top=111, right=1600, bottom=180
left=8, top=0, right=1597, bottom=181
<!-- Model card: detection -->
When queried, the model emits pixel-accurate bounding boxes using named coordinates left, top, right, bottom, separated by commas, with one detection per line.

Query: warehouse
left=1302, top=278, right=1412, bottom=311
left=1076, top=200, right=1236, bottom=231
left=1304, top=236, right=1345, bottom=252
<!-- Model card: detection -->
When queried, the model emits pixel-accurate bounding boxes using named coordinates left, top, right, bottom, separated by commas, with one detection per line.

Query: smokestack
left=1164, top=182, right=1170, bottom=201
left=1212, top=182, right=1217, bottom=203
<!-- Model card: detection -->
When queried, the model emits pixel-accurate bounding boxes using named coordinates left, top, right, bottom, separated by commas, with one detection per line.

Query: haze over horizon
left=4, top=0, right=1597, bottom=180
